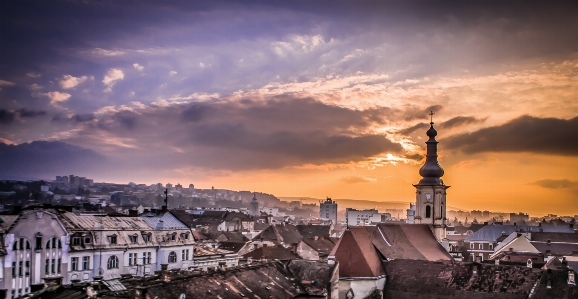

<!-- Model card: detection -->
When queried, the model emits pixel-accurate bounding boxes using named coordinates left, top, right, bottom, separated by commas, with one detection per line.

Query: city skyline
left=1, top=1, right=578, bottom=215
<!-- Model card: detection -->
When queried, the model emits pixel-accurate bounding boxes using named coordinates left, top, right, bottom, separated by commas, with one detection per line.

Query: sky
left=1, top=0, right=578, bottom=216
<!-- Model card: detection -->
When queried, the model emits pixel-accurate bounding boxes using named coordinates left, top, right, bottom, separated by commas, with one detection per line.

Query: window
left=84, top=237, right=91, bottom=244
left=128, top=253, right=136, bottom=266
left=45, top=259, right=49, bottom=274
left=182, top=249, right=189, bottom=260
left=82, top=256, right=90, bottom=270
left=479, top=243, right=483, bottom=250
left=144, top=252, right=152, bottom=264
left=71, top=257, right=79, bottom=271
left=12, top=262, right=16, bottom=277
left=470, top=243, right=474, bottom=249
left=72, top=237, right=81, bottom=246
left=25, top=261, right=30, bottom=276
left=425, top=205, right=431, bottom=218
left=129, top=234, right=138, bottom=244
left=58, top=239, right=62, bottom=248
left=107, top=256, right=119, bottom=269
left=143, top=233, right=152, bottom=243
left=51, top=259, right=55, bottom=273
left=479, top=253, right=484, bottom=261
left=51, top=238, right=56, bottom=249
left=489, top=244, right=494, bottom=250
left=35, top=234, right=43, bottom=250
left=108, top=235, right=117, bottom=244
left=18, top=261, right=22, bottom=277
left=168, top=251, right=177, bottom=263
left=171, top=232, right=177, bottom=241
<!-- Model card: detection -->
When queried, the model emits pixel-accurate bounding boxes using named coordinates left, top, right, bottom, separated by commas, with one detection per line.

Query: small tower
left=249, top=193, right=260, bottom=216
left=413, top=112, right=450, bottom=240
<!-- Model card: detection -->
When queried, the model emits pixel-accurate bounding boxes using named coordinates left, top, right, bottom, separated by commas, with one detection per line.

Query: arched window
left=13, top=238, right=30, bottom=250
left=107, top=256, right=119, bottom=269
left=46, top=240, right=51, bottom=249
left=168, top=251, right=177, bottom=263
left=425, top=205, right=431, bottom=218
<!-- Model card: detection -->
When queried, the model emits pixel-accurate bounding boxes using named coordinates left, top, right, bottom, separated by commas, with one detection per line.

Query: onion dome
left=417, top=122, right=445, bottom=185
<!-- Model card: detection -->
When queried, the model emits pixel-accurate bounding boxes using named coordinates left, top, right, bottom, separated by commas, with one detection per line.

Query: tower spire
left=417, top=112, right=445, bottom=186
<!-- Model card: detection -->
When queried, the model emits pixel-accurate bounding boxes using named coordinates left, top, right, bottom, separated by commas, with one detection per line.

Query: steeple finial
left=429, top=110, right=435, bottom=123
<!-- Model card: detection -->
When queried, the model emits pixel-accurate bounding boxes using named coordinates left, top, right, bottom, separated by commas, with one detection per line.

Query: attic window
left=129, top=234, right=138, bottom=244
left=84, top=236, right=91, bottom=244
left=108, top=234, right=118, bottom=244
left=72, top=237, right=81, bottom=246
left=142, top=232, right=152, bottom=243
left=171, top=232, right=177, bottom=241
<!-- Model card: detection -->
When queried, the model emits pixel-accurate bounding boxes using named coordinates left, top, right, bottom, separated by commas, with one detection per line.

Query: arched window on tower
left=426, top=205, right=431, bottom=218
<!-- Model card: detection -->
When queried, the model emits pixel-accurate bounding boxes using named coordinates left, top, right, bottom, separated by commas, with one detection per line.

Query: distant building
left=188, top=184, right=194, bottom=191
left=249, top=193, right=259, bottom=216
left=319, top=197, right=338, bottom=225
left=406, top=203, right=416, bottom=224
left=346, top=208, right=379, bottom=226
left=510, top=212, right=529, bottom=224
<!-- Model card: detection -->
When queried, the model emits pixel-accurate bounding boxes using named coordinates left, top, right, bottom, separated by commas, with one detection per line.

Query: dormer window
left=129, top=234, right=138, bottom=244
left=84, top=236, right=91, bottom=244
left=108, top=234, right=117, bottom=244
left=72, top=237, right=81, bottom=246
left=142, top=232, right=152, bottom=243
left=171, top=232, right=177, bottom=241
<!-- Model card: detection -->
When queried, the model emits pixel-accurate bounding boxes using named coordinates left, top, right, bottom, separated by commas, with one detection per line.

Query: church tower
left=413, top=112, right=449, bottom=240
left=249, top=193, right=260, bottom=216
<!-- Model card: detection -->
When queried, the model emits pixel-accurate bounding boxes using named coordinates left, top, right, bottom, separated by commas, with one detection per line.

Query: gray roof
left=139, top=211, right=189, bottom=230
left=465, top=225, right=574, bottom=242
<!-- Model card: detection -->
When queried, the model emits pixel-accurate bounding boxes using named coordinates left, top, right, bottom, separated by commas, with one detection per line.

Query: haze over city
left=1, top=1, right=578, bottom=216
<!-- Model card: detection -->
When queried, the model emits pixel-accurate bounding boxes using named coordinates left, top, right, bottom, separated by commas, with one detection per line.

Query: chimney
left=30, top=284, right=44, bottom=293
left=218, top=262, right=227, bottom=271
left=43, top=277, right=63, bottom=288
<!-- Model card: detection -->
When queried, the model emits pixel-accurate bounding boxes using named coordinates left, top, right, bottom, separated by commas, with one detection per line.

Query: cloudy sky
left=1, top=1, right=578, bottom=215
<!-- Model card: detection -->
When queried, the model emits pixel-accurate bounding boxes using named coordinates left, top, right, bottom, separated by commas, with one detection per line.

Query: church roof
left=329, top=227, right=386, bottom=278
left=372, top=223, right=453, bottom=261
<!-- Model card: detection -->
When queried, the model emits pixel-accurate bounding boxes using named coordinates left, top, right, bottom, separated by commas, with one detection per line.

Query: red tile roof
left=330, top=227, right=386, bottom=278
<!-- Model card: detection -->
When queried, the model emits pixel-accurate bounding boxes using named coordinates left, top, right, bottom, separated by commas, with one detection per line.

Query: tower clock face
left=425, top=193, right=432, bottom=201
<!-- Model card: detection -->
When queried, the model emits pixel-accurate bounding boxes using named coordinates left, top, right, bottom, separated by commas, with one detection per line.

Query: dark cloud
left=398, top=122, right=428, bottom=135
left=17, top=108, right=46, bottom=118
left=53, top=113, right=95, bottom=123
left=438, top=116, right=487, bottom=130
left=339, top=176, right=375, bottom=184
left=0, top=108, right=46, bottom=125
left=63, top=96, right=404, bottom=170
left=0, top=110, right=16, bottom=125
left=530, top=179, right=578, bottom=189
left=0, top=141, right=105, bottom=179
left=445, top=115, right=578, bottom=156
left=404, top=105, right=443, bottom=122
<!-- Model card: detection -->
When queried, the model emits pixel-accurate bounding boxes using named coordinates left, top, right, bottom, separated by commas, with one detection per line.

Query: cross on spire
left=429, top=111, right=435, bottom=123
